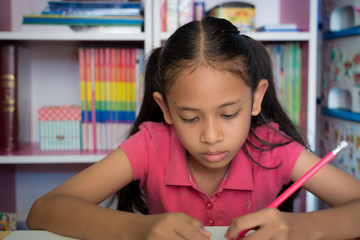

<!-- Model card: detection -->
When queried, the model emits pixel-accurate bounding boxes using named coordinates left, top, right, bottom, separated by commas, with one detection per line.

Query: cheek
left=172, top=123, right=198, bottom=146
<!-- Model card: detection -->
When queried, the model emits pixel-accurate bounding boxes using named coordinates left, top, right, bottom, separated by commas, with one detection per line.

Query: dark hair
left=116, top=16, right=308, bottom=214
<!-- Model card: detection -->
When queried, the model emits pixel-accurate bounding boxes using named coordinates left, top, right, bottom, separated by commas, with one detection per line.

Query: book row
left=22, top=1, right=143, bottom=33
left=160, top=0, right=205, bottom=33
left=266, top=42, right=304, bottom=128
left=36, top=47, right=144, bottom=152
left=79, top=47, right=144, bottom=151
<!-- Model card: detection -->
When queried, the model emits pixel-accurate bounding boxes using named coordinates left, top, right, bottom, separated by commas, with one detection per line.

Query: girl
left=27, top=17, right=360, bottom=240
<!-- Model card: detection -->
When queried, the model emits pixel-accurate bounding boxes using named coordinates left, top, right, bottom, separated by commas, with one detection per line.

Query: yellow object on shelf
left=207, top=2, right=255, bottom=32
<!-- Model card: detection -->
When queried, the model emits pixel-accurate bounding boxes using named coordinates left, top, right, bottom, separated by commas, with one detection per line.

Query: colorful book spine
left=94, top=48, right=101, bottom=150
left=98, top=48, right=106, bottom=150
left=160, top=0, right=167, bottom=32
left=78, top=48, right=87, bottom=150
left=90, top=48, right=97, bottom=150
left=85, top=48, right=92, bottom=150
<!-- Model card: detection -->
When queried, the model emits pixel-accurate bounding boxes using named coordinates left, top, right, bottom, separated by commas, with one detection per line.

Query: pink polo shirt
left=120, top=121, right=304, bottom=226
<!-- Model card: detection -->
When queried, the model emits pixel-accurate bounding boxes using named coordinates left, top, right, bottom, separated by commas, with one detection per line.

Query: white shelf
left=0, top=143, right=109, bottom=164
left=244, top=32, right=312, bottom=41
left=159, top=31, right=312, bottom=42
left=0, top=154, right=105, bottom=164
left=0, top=31, right=147, bottom=41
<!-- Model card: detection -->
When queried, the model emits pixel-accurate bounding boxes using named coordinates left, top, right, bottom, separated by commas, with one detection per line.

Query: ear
left=153, top=92, right=173, bottom=124
left=251, top=79, right=268, bottom=116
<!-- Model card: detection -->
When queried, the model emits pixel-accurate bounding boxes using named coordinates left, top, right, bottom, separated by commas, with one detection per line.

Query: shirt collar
left=164, top=125, right=254, bottom=191
left=164, top=125, right=192, bottom=186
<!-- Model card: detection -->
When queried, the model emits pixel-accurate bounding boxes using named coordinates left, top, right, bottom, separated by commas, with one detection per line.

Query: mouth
left=201, top=151, right=227, bottom=162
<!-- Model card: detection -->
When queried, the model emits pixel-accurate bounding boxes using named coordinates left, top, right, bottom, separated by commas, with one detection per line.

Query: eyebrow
left=175, top=100, right=242, bottom=111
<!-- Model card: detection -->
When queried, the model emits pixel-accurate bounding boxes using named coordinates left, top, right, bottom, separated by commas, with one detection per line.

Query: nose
left=200, top=118, right=223, bottom=144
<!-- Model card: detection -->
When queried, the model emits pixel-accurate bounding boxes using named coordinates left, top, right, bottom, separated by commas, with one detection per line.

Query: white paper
left=5, top=231, right=78, bottom=240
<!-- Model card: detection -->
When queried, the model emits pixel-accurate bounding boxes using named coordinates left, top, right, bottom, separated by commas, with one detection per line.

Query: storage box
left=322, top=0, right=360, bottom=32
left=207, top=2, right=255, bottom=32
left=38, top=105, right=81, bottom=151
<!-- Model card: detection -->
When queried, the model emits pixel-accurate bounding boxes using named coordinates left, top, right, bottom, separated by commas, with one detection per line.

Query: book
left=178, top=0, right=194, bottom=27
left=166, top=0, right=179, bottom=33
left=22, top=24, right=141, bottom=33
left=256, top=23, right=299, bottom=32
left=48, top=1, right=142, bottom=11
left=22, top=14, right=143, bottom=26
left=41, top=9, right=141, bottom=16
left=194, top=1, right=205, bottom=21
left=0, top=44, right=19, bottom=152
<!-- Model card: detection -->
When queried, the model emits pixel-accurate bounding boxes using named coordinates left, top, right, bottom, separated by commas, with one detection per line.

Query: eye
left=222, top=111, right=239, bottom=119
left=180, top=116, right=198, bottom=122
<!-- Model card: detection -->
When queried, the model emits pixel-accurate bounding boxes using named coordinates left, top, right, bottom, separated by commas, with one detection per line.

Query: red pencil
left=236, top=141, right=348, bottom=239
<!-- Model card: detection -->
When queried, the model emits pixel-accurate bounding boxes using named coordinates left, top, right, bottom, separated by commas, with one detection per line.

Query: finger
left=175, top=225, right=211, bottom=240
left=175, top=215, right=211, bottom=240
left=238, top=229, right=269, bottom=240
left=226, top=212, right=266, bottom=239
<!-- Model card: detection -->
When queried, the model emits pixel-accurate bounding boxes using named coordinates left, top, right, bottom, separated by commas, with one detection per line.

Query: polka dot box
left=38, top=105, right=81, bottom=151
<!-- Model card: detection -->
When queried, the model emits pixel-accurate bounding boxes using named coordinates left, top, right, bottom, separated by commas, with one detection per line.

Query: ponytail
left=116, top=47, right=164, bottom=214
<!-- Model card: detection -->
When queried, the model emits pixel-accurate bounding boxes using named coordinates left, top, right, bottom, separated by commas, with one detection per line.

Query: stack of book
left=22, top=1, right=143, bottom=33
left=79, top=47, right=144, bottom=151
left=256, top=23, right=299, bottom=32
left=160, top=0, right=205, bottom=33
left=265, top=42, right=304, bottom=128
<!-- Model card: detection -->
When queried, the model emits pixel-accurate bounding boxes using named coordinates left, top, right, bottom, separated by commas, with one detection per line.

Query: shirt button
left=207, top=219, right=215, bottom=225
left=216, top=192, right=222, bottom=197
left=206, top=202, right=213, bottom=209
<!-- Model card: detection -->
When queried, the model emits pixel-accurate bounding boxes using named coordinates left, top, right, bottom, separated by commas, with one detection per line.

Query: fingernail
left=200, top=228, right=212, bottom=238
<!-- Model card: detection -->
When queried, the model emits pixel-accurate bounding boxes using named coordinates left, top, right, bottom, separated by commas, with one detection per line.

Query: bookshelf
left=0, top=0, right=153, bottom=227
left=0, top=0, right=320, bottom=228
left=0, top=0, right=153, bottom=165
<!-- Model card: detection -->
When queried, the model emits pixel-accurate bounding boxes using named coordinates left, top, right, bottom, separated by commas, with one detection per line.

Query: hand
left=140, top=212, right=212, bottom=240
left=225, top=208, right=303, bottom=240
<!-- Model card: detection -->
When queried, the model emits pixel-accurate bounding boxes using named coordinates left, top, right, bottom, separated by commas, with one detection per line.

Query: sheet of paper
left=5, top=230, right=78, bottom=240
left=205, top=226, right=228, bottom=240
left=205, top=226, right=255, bottom=239
left=5, top=228, right=253, bottom=239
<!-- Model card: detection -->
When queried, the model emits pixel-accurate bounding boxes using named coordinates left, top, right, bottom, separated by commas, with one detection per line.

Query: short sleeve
left=120, top=124, right=153, bottom=181
left=275, top=140, right=305, bottom=186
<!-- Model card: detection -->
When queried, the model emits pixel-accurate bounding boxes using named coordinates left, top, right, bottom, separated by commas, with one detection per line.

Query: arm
left=26, top=148, right=211, bottom=240
left=226, top=149, right=360, bottom=240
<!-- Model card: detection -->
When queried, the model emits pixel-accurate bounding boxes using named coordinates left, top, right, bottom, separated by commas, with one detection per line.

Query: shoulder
left=248, top=122, right=305, bottom=167
left=251, top=122, right=289, bottom=143
left=139, top=121, right=170, bottom=133
left=119, top=122, right=172, bottom=180
left=120, top=121, right=170, bottom=150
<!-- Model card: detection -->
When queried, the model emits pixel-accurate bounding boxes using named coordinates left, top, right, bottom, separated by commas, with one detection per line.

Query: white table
left=1, top=227, right=230, bottom=240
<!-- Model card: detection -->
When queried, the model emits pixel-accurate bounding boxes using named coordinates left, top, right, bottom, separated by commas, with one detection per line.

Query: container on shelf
left=207, top=2, right=255, bottom=32
left=38, top=105, right=81, bottom=151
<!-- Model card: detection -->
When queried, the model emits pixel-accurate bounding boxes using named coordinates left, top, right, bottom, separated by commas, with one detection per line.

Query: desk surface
left=1, top=227, right=229, bottom=240
left=2, top=231, right=78, bottom=240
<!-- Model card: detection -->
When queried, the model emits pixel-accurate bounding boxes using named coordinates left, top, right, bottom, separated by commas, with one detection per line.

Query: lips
left=202, top=151, right=227, bottom=162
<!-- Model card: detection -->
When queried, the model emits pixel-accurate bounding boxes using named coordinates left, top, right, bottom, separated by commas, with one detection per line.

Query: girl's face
left=154, top=66, right=268, bottom=173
